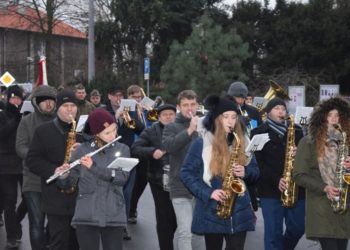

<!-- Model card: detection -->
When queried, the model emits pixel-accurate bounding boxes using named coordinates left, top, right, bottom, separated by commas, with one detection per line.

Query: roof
left=0, top=5, right=87, bottom=39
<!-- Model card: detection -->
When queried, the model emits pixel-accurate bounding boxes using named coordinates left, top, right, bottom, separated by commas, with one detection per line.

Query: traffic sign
left=0, top=71, right=15, bottom=87
left=144, top=57, right=150, bottom=80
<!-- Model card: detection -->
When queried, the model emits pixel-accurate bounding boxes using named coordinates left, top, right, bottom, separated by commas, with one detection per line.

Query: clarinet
left=46, top=136, right=122, bottom=184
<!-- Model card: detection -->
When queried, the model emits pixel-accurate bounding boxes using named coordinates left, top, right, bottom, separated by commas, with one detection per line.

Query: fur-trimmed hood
left=308, top=96, right=350, bottom=142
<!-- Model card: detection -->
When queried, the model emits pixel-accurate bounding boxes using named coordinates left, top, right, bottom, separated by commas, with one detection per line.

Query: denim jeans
left=123, top=168, right=136, bottom=217
left=172, top=197, right=204, bottom=250
left=23, top=191, right=46, bottom=250
left=260, top=198, right=305, bottom=250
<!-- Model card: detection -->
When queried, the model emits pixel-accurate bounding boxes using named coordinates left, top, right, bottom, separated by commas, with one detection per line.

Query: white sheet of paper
left=252, top=97, right=267, bottom=110
left=246, top=133, right=270, bottom=153
left=140, top=96, right=155, bottom=110
left=117, top=99, right=137, bottom=112
left=20, top=100, right=34, bottom=113
left=295, top=106, right=314, bottom=125
left=76, top=115, right=88, bottom=132
left=107, top=157, right=139, bottom=172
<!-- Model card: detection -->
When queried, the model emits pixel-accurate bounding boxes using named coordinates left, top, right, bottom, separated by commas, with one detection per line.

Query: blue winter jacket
left=181, top=137, right=259, bottom=234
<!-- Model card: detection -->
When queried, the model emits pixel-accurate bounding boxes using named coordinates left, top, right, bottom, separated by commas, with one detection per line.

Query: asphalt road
left=0, top=185, right=348, bottom=250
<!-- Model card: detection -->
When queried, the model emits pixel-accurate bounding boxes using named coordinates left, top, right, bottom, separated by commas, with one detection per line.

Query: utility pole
left=88, top=0, right=95, bottom=84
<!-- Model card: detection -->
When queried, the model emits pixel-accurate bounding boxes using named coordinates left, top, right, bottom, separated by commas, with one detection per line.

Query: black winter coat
left=0, top=103, right=22, bottom=174
left=26, top=117, right=77, bottom=215
left=131, top=122, right=169, bottom=188
left=250, top=122, right=305, bottom=199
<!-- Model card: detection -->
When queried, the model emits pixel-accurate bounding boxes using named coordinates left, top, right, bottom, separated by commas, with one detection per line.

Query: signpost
left=144, top=57, right=150, bottom=96
left=0, top=71, right=15, bottom=87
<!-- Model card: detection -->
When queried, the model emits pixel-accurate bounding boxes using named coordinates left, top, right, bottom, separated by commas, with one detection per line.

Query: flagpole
left=88, top=0, right=95, bottom=84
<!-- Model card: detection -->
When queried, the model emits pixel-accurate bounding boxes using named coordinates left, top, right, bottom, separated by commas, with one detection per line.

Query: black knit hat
left=88, top=108, right=115, bottom=135
left=7, top=85, right=24, bottom=100
left=265, top=97, right=286, bottom=113
left=56, top=89, right=77, bottom=109
left=204, top=95, right=239, bottom=120
left=157, top=104, right=176, bottom=115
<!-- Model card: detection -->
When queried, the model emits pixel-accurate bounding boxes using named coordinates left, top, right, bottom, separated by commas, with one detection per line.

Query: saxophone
left=60, top=115, right=77, bottom=194
left=217, top=131, right=246, bottom=219
left=281, top=115, right=298, bottom=208
left=331, top=124, right=349, bottom=214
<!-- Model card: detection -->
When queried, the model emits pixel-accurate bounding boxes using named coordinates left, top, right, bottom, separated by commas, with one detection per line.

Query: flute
left=46, top=136, right=122, bottom=184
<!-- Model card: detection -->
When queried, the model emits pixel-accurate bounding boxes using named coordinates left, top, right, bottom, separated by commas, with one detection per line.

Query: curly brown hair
left=308, top=97, right=350, bottom=158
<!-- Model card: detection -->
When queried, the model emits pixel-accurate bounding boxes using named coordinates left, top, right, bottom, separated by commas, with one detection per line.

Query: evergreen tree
left=160, top=13, right=250, bottom=102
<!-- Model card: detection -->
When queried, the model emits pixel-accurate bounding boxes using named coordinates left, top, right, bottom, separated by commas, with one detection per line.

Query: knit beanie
left=88, top=108, right=116, bottom=135
left=265, top=97, right=286, bottom=113
left=205, top=95, right=239, bottom=120
left=7, top=85, right=24, bottom=100
left=227, top=81, right=248, bottom=99
left=56, top=89, right=77, bottom=109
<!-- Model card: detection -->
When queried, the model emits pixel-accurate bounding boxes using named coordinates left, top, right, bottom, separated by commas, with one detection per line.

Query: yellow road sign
left=0, top=72, right=15, bottom=87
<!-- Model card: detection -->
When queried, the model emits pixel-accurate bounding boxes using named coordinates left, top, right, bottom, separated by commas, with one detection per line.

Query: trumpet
left=46, top=136, right=122, bottom=184
left=140, top=88, right=161, bottom=122
left=122, top=106, right=136, bottom=129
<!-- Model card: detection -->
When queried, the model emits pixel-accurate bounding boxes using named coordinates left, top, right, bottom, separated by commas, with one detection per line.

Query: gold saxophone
left=217, top=131, right=246, bottom=219
left=331, top=124, right=349, bottom=214
left=281, top=115, right=298, bottom=208
left=60, top=115, right=77, bottom=194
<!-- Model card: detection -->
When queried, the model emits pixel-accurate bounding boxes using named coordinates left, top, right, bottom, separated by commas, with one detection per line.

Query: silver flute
left=46, top=136, right=122, bottom=184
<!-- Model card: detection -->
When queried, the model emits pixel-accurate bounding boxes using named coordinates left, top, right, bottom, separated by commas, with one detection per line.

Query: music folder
left=245, top=133, right=270, bottom=153
left=107, top=157, right=139, bottom=172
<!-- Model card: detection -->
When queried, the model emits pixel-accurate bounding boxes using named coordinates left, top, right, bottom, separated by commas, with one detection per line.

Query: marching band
left=0, top=81, right=350, bottom=250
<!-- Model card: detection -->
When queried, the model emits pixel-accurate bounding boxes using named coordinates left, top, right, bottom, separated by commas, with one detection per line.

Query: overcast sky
left=222, top=0, right=309, bottom=9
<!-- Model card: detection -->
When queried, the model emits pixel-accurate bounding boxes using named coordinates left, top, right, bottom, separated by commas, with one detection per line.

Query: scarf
left=266, top=117, right=287, bottom=138
left=318, top=126, right=343, bottom=187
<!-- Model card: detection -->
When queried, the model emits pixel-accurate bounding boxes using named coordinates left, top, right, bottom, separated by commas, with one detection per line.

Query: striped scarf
left=266, top=117, right=287, bottom=138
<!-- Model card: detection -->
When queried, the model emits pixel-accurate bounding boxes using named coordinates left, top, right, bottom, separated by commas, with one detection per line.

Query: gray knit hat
left=227, top=81, right=248, bottom=99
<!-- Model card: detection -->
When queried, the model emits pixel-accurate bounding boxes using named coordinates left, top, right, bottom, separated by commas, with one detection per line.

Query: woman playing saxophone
left=294, top=97, right=350, bottom=250
left=181, top=95, right=259, bottom=250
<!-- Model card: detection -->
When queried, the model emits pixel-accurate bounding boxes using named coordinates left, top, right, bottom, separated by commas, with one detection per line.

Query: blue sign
left=144, top=57, right=150, bottom=80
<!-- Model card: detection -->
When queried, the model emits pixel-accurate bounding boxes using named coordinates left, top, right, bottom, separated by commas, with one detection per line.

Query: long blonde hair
left=209, top=115, right=247, bottom=177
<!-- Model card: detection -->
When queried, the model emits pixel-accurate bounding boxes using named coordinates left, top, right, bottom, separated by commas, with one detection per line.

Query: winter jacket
left=0, top=103, right=22, bottom=174
left=294, top=136, right=350, bottom=239
left=76, top=99, right=95, bottom=122
left=58, top=141, right=130, bottom=228
left=26, top=117, right=77, bottom=215
left=16, top=85, right=56, bottom=192
left=181, top=137, right=259, bottom=234
left=131, top=121, right=169, bottom=188
left=162, top=112, right=198, bottom=199
left=250, top=122, right=305, bottom=199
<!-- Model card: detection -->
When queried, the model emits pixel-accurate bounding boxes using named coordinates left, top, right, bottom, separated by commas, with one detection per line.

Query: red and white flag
left=35, top=56, right=48, bottom=87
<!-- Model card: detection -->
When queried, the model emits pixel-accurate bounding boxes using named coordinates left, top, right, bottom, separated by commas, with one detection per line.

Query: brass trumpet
left=122, top=106, right=136, bottom=129
left=140, top=88, right=161, bottom=122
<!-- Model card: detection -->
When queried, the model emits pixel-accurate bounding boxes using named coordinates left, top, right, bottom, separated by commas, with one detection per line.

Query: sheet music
left=76, top=115, right=88, bottom=132
left=252, top=97, right=267, bottom=110
left=20, top=100, right=34, bottom=113
left=245, top=133, right=270, bottom=153
left=107, top=157, right=139, bottom=172
left=295, top=106, right=314, bottom=125
left=140, top=96, right=155, bottom=110
left=117, top=99, right=137, bottom=112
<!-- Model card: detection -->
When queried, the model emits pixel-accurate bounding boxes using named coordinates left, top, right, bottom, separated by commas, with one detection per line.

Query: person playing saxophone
left=294, top=97, right=350, bottom=250
left=26, top=89, right=79, bottom=250
left=181, top=95, right=259, bottom=250
left=250, top=97, right=305, bottom=250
